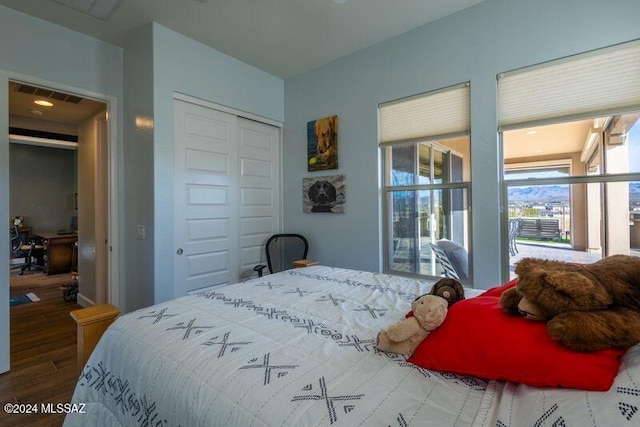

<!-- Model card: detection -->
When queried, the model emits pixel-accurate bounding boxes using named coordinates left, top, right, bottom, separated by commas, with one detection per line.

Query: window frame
left=498, top=40, right=640, bottom=278
left=381, top=140, right=472, bottom=281
left=379, top=83, right=472, bottom=281
left=500, top=121, right=640, bottom=280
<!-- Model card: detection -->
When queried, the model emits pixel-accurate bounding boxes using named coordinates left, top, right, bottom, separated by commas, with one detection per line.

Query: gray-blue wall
left=9, top=144, right=77, bottom=233
left=150, top=23, right=284, bottom=304
left=283, top=0, right=640, bottom=288
left=0, top=4, right=123, bottom=373
left=123, top=24, right=155, bottom=312
left=2, top=0, right=640, bottom=315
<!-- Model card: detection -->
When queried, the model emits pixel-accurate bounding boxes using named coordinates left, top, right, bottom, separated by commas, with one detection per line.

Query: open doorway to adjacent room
left=4, top=78, right=112, bottom=392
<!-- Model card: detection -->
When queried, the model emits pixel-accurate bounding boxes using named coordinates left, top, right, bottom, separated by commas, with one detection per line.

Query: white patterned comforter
left=64, top=266, right=640, bottom=426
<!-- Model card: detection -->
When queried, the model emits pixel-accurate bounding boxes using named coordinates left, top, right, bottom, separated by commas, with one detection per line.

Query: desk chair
left=62, top=241, right=79, bottom=301
left=11, top=225, right=45, bottom=275
left=254, top=234, right=311, bottom=277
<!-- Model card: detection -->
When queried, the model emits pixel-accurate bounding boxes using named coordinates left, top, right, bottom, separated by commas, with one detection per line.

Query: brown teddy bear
left=376, top=294, right=448, bottom=355
left=500, top=255, right=640, bottom=352
left=429, top=278, right=465, bottom=307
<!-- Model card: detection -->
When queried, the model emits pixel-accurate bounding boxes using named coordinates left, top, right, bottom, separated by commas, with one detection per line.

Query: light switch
left=136, top=225, right=146, bottom=240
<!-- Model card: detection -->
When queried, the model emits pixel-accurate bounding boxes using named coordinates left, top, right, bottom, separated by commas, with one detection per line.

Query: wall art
left=307, top=115, right=338, bottom=171
left=303, top=174, right=345, bottom=213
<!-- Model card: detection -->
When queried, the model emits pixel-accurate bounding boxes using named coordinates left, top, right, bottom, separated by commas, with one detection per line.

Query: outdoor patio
left=508, top=240, right=640, bottom=279
left=393, top=237, right=639, bottom=280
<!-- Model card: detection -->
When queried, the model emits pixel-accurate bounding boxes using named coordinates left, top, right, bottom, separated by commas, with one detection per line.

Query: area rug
left=10, top=292, right=40, bottom=306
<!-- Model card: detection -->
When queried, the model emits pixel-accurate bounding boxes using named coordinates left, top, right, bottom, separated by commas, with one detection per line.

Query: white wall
left=283, top=0, right=640, bottom=288
left=0, top=5, right=123, bottom=372
left=150, top=24, right=284, bottom=304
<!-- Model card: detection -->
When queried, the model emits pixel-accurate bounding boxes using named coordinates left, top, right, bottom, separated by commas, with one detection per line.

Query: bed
left=64, top=265, right=640, bottom=426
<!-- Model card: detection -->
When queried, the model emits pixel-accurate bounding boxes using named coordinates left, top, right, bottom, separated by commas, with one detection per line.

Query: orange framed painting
left=307, top=115, right=338, bottom=171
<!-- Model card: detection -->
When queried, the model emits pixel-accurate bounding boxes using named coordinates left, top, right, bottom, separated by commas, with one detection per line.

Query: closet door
left=174, top=99, right=239, bottom=294
left=238, top=118, right=281, bottom=278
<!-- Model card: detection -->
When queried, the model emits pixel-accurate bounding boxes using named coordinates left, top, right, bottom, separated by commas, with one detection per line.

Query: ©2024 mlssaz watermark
left=3, top=402, right=86, bottom=415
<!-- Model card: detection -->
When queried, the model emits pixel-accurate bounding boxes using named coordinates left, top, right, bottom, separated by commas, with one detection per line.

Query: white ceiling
left=0, top=0, right=486, bottom=79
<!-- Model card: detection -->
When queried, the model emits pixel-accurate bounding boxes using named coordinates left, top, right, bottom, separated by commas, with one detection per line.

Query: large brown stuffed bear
left=500, top=255, right=640, bottom=352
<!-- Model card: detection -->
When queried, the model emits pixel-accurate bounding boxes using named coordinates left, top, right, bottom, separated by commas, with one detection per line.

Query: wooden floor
left=0, top=270, right=81, bottom=427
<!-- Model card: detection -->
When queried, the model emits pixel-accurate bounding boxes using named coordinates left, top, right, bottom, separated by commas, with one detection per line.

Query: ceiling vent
left=9, top=127, right=79, bottom=150
left=9, top=127, right=78, bottom=143
left=51, top=0, right=124, bottom=21
left=15, top=84, right=83, bottom=104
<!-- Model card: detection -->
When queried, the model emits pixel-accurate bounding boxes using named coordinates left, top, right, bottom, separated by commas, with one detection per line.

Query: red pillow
left=476, top=278, right=518, bottom=297
left=408, top=283, right=624, bottom=391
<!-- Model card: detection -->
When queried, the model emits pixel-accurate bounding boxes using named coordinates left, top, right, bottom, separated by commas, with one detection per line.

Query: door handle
left=176, top=248, right=183, bottom=255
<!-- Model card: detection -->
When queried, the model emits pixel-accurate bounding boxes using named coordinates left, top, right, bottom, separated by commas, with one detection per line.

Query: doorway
left=2, top=76, right=119, bottom=375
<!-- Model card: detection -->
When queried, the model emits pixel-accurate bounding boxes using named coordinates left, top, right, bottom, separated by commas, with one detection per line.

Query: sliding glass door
left=386, top=141, right=469, bottom=277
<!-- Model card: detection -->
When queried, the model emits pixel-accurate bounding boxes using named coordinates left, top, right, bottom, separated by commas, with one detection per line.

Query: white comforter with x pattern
left=64, top=266, right=640, bottom=426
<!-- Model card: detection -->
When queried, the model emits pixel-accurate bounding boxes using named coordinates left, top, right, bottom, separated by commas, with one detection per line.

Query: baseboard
left=76, top=293, right=95, bottom=308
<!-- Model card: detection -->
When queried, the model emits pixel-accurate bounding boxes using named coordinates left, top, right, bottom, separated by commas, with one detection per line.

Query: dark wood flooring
left=0, top=270, right=81, bottom=427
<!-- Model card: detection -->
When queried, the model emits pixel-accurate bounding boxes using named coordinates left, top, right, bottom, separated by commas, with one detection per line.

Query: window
left=498, top=41, right=640, bottom=278
left=380, top=84, right=471, bottom=280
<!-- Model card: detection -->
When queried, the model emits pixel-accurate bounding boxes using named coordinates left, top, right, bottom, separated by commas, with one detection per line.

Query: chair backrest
left=11, top=225, right=25, bottom=256
left=265, top=234, right=309, bottom=274
left=508, top=217, right=520, bottom=239
left=429, top=243, right=460, bottom=280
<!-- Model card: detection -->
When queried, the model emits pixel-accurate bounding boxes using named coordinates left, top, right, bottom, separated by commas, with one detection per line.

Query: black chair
left=10, top=225, right=45, bottom=275
left=61, top=241, right=79, bottom=302
left=254, top=234, right=310, bottom=277
left=508, top=217, right=520, bottom=256
left=429, top=243, right=460, bottom=280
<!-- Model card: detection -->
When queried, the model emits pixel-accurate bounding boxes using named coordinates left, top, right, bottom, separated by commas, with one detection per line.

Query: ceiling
left=8, top=81, right=106, bottom=126
left=0, top=0, right=487, bottom=79
left=503, top=120, right=593, bottom=161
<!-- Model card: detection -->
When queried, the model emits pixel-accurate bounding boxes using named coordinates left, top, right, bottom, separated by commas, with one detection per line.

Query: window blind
left=379, top=83, right=470, bottom=145
left=498, top=40, right=640, bottom=130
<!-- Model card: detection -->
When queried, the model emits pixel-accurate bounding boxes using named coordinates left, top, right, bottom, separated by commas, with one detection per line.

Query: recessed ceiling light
left=34, top=99, right=54, bottom=107
left=526, top=130, right=538, bottom=135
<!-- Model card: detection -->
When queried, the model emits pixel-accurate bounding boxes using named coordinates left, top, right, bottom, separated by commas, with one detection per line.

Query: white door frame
left=1, top=71, right=9, bottom=374
left=173, top=93, right=283, bottom=129
left=0, top=71, right=120, bottom=374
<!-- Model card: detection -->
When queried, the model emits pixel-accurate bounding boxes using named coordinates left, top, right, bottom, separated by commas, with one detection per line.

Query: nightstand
left=293, top=260, right=319, bottom=268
